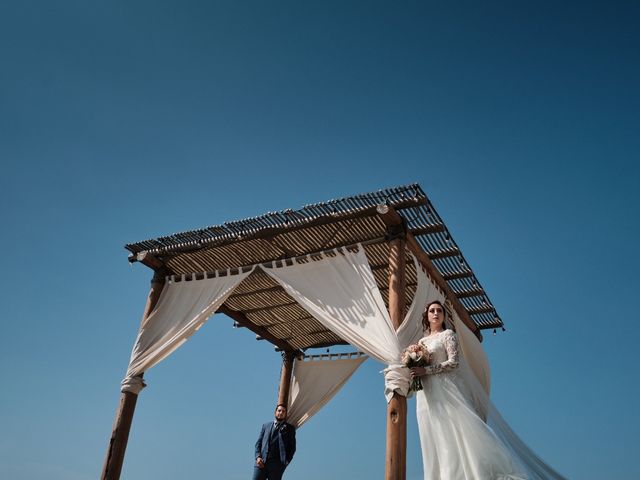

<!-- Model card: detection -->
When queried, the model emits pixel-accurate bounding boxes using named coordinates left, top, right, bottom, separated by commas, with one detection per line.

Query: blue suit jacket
left=255, top=421, right=296, bottom=466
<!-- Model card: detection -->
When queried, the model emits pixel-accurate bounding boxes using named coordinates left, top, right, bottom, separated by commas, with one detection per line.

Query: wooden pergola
left=101, top=183, right=503, bottom=480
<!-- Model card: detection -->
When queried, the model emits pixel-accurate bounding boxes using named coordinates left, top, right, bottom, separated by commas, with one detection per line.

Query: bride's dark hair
left=423, top=300, right=447, bottom=331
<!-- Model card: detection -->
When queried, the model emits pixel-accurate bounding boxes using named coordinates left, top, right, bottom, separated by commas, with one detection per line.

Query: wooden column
left=100, top=271, right=166, bottom=480
left=277, top=350, right=296, bottom=407
left=384, top=212, right=407, bottom=480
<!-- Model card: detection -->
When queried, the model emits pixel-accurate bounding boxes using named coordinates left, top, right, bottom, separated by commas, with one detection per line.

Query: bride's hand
left=410, top=367, right=427, bottom=378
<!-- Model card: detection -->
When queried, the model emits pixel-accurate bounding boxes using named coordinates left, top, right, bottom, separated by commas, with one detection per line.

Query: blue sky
left=1, top=1, right=638, bottom=479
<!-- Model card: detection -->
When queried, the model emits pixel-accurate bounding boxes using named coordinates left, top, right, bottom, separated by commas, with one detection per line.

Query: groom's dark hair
left=275, top=403, right=288, bottom=412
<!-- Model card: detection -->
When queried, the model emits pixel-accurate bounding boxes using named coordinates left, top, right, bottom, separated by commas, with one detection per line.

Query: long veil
left=449, top=312, right=567, bottom=480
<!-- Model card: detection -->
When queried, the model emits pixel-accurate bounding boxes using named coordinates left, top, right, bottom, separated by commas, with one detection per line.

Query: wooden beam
left=381, top=209, right=407, bottom=480
left=277, top=351, right=296, bottom=407
left=101, top=272, right=166, bottom=480
left=132, top=251, right=165, bottom=270
left=217, top=305, right=300, bottom=354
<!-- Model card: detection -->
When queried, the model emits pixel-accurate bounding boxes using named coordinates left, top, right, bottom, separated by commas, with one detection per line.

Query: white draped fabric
left=396, top=261, right=436, bottom=348
left=287, top=353, right=368, bottom=428
left=453, top=311, right=491, bottom=396
left=121, top=269, right=254, bottom=393
left=263, top=247, right=434, bottom=402
left=264, top=249, right=399, bottom=363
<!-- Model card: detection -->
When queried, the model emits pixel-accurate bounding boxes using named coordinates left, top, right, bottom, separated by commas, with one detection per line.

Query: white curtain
left=287, top=353, right=368, bottom=428
left=121, top=269, right=254, bottom=393
left=453, top=311, right=491, bottom=396
left=397, top=261, right=439, bottom=348
left=263, top=246, right=433, bottom=402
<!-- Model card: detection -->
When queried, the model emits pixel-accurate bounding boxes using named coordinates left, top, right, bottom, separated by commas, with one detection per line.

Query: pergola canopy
left=125, top=184, right=503, bottom=353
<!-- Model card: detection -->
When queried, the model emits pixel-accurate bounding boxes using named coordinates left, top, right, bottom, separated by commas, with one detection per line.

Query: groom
left=252, top=404, right=297, bottom=480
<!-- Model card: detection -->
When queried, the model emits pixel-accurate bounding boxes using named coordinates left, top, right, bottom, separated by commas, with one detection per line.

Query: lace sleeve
left=424, top=330, right=460, bottom=375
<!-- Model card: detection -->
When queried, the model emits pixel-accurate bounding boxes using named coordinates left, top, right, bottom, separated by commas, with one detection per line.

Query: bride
left=410, top=300, right=566, bottom=480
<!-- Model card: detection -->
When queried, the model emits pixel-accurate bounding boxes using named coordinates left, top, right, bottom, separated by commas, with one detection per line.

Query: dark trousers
left=252, top=460, right=286, bottom=480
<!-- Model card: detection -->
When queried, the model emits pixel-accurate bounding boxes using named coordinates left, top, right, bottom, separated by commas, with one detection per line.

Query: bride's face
left=426, top=303, right=445, bottom=330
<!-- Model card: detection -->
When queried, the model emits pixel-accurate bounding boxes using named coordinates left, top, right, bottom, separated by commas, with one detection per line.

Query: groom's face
left=274, top=405, right=287, bottom=421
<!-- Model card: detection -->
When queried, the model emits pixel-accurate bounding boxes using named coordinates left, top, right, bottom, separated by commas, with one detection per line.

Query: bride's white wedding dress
left=416, top=330, right=566, bottom=480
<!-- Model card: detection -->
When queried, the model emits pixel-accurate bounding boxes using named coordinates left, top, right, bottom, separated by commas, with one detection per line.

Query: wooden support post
left=100, top=271, right=166, bottom=480
left=277, top=351, right=296, bottom=408
left=385, top=216, right=407, bottom=480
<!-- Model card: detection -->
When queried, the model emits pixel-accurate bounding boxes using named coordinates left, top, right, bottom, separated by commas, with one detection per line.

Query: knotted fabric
left=121, top=268, right=254, bottom=393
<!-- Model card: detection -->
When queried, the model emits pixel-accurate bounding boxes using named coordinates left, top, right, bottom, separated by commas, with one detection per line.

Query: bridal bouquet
left=402, top=343, right=430, bottom=392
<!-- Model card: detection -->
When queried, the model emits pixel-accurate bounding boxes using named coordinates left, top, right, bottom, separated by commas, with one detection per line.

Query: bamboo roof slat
left=442, top=270, right=475, bottom=281
left=425, top=248, right=462, bottom=260
left=465, top=305, right=496, bottom=316
left=452, top=288, right=487, bottom=299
